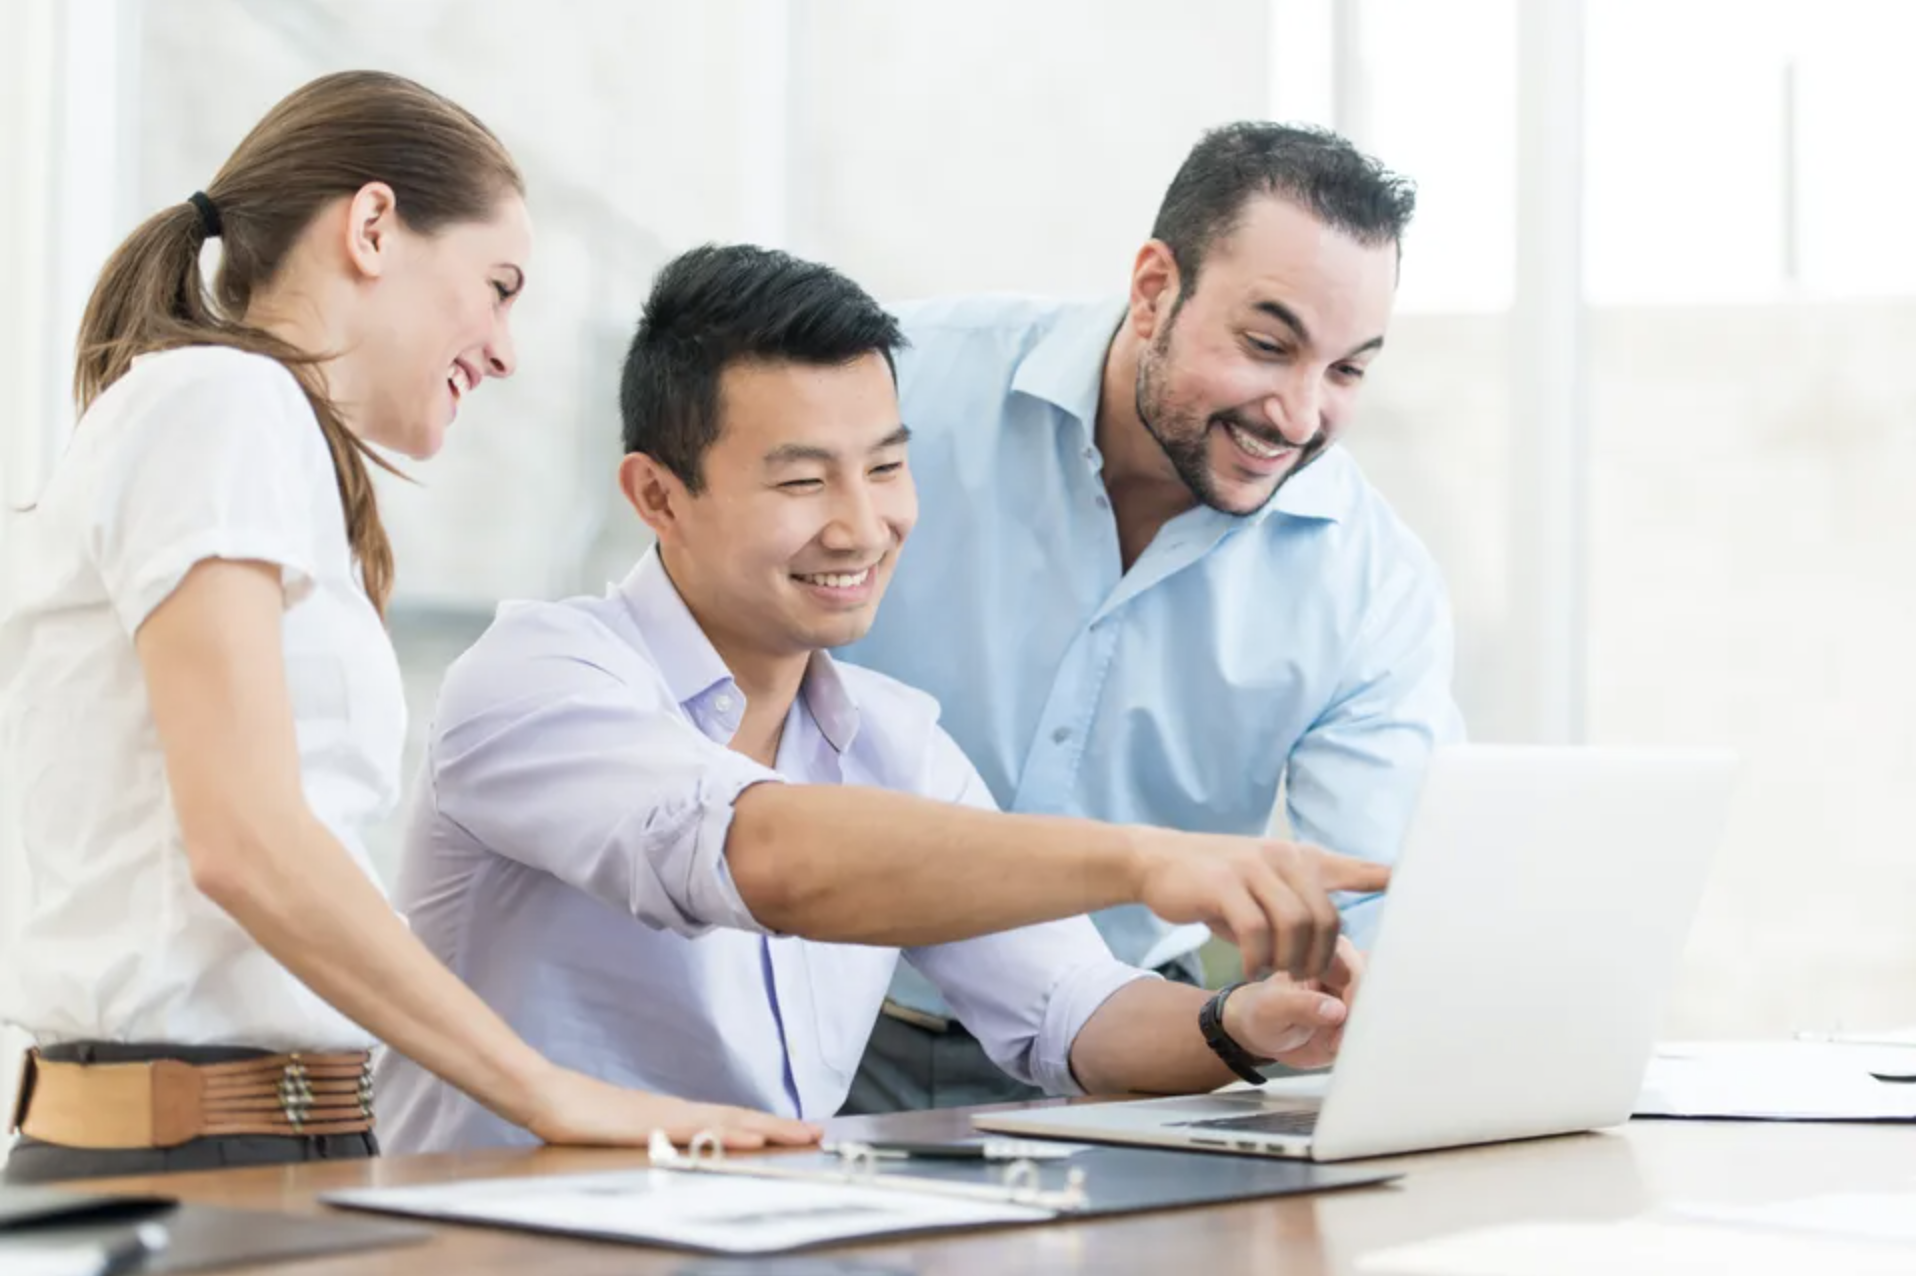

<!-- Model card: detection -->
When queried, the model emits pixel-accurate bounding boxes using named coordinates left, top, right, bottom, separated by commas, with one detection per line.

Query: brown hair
left=73, top=70, right=524, bottom=613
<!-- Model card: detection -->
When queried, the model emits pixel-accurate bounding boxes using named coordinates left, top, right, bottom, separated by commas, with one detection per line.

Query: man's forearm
left=1066, top=980, right=1236, bottom=1095
left=726, top=784, right=1149, bottom=944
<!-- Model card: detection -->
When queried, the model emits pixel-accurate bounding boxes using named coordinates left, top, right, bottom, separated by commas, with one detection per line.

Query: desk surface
left=77, top=1106, right=1912, bottom=1275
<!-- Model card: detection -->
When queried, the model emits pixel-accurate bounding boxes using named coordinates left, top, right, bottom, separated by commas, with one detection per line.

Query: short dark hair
left=1150, top=122, right=1416, bottom=293
left=619, top=244, right=905, bottom=491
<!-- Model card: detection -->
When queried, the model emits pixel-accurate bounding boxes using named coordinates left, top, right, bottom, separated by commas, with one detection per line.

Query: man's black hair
left=1151, top=122, right=1416, bottom=294
left=619, top=244, right=906, bottom=491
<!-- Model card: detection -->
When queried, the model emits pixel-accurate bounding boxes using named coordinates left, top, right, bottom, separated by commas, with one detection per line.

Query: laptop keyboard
left=1168, top=1109, right=1320, bottom=1138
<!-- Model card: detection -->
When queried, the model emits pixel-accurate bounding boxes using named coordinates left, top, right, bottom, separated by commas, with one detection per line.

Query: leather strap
left=1199, top=982, right=1273, bottom=1085
left=14, top=1049, right=375, bottom=1149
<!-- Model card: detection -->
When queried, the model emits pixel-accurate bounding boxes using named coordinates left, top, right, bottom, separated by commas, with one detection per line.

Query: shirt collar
left=617, top=548, right=862, bottom=754
left=796, top=648, right=861, bottom=755
left=1262, top=445, right=1352, bottom=525
left=1009, top=296, right=1350, bottom=526
left=1009, top=298, right=1127, bottom=430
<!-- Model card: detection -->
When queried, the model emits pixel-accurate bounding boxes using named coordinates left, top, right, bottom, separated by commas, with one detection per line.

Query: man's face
left=669, top=352, right=916, bottom=657
left=1134, top=195, right=1399, bottom=515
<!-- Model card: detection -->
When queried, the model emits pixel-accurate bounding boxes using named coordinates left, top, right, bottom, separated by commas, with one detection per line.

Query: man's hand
left=1220, top=938, right=1366, bottom=1070
left=1131, top=830, right=1388, bottom=981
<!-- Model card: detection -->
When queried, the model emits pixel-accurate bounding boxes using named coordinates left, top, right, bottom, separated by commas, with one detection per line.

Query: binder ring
left=839, top=1143, right=879, bottom=1182
left=1001, top=1158, right=1041, bottom=1200
left=688, top=1131, right=723, bottom=1165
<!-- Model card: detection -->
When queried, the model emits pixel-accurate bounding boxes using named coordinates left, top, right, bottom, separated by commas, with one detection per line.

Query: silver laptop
left=975, top=744, right=1738, bottom=1162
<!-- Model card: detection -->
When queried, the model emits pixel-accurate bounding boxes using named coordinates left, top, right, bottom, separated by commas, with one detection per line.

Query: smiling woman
left=0, top=70, right=817, bottom=1186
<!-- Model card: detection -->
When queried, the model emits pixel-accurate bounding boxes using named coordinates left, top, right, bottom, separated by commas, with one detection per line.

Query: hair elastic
left=187, top=191, right=222, bottom=239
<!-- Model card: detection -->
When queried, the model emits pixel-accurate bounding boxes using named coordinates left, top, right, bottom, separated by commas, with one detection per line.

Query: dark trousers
left=841, top=956, right=1205, bottom=1115
left=4, top=1042, right=378, bottom=1185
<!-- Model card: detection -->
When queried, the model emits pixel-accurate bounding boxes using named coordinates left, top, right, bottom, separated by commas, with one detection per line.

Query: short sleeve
left=89, top=351, right=325, bottom=633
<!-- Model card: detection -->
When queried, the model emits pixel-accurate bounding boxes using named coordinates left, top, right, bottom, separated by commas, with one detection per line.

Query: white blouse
left=0, top=346, right=405, bottom=1050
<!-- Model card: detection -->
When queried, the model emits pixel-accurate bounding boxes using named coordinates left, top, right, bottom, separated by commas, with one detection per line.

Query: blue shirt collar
left=617, top=548, right=862, bottom=753
left=1010, top=298, right=1125, bottom=430
left=1008, top=296, right=1349, bottom=526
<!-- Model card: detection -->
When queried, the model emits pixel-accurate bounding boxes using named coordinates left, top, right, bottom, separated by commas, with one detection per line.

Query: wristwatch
left=1198, top=980, right=1272, bottom=1085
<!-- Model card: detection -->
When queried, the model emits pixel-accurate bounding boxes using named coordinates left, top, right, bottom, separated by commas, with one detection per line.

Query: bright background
left=5, top=2, right=1914, bottom=1139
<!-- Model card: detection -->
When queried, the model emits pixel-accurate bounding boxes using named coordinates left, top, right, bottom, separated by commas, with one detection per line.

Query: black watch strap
left=1198, top=981, right=1272, bottom=1085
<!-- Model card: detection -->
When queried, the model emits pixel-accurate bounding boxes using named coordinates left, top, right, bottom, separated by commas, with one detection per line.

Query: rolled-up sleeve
left=902, top=728, right=1154, bottom=1095
left=428, top=607, right=784, bottom=937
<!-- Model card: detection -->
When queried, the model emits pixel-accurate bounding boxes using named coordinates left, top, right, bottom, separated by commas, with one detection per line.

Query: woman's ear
left=342, top=181, right=400, bottom=280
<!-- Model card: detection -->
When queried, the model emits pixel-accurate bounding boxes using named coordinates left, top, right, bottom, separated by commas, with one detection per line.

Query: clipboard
left=324, top=1129, right=1400, bottom=1255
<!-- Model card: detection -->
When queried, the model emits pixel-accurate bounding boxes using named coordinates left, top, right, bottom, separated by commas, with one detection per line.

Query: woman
left=0, top=70, right=817, bottom=1183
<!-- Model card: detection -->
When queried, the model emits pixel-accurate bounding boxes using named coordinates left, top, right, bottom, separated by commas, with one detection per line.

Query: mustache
left=1213, top=411, right=1322, bottom=455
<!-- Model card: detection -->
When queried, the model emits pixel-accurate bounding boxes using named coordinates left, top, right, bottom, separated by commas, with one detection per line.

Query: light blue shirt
left=842, top=296, right=1465, bottom=1018
left=375, top=550, right=1149, bottom=1152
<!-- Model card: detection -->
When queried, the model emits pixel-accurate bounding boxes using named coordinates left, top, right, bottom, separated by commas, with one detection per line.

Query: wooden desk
left=77, top=1107, right=1913, bottom=1274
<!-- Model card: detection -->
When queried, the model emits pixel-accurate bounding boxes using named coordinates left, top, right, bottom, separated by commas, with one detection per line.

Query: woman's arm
left=135, top=558, right=817, bottom=1150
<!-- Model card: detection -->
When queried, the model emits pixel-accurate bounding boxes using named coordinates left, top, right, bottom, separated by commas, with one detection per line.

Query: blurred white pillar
left=737, top=0, right=798, bottom=250
left=51, top=0, right=143, bottom=428
left=1509, top=0, right=1587, bottom=742
left=0, top=2, right=64, bottom=510
left=0, top=0, right=138, bottom=1166
left=1329, top=0, right=1370, bottom=146
left=0, top=0, right=64, bottom=1169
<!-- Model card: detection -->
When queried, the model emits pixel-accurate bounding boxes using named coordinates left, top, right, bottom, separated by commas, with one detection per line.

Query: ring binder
left=646, top=1130, right=1091, bottom=1212
left=325, top=1131, right=1397, bottom=1255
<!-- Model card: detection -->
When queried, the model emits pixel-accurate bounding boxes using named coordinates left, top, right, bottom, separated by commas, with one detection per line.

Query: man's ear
left=1128, top=239, right=1182, bottom=344
left=619, top=452, right=690, bottom=543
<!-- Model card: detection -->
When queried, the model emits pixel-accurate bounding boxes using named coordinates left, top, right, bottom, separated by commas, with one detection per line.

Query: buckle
left=277, top=1057, right=314, bottom=1131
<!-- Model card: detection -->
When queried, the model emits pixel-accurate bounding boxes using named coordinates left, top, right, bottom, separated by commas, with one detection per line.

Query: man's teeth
left=795, top=568, right=871, bottom=588
left=1226, top=422, right=1288, bottom=460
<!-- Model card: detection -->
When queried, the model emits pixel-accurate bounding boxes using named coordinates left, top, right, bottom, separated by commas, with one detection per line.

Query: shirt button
left=1082, top=446, right=1096, bottom=460
left=1051, top=726, right=1073, bottom=744
left=714, top=694, right=734, bottom=713
left=1094, top=494, right=1109, bottom=509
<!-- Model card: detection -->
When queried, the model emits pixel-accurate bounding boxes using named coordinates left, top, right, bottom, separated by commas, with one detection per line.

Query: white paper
left=327, top=1168, right=1052, bottom=1254
left=1677, top=1193, right=1916, bottom=1245
left=1357, top=1219, right=1916, bottom=1276
left=0, top=1244, right=120, bottom=1276
left=1635, top=1041, right=1916, bottom=1120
